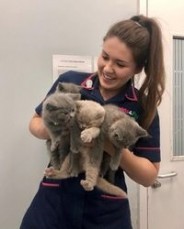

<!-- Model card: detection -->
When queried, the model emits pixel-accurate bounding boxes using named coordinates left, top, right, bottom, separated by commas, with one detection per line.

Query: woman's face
left=97, top=36, right=139, bottom=99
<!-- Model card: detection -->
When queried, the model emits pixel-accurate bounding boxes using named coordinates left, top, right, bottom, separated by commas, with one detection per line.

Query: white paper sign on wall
left=52, top=54, right=95, bottom=82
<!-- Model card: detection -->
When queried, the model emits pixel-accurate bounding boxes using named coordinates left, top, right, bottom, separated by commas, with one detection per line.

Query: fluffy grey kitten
left=101, top=104, right=148, bottom=182
left=42, top=82, right=81, bottom=169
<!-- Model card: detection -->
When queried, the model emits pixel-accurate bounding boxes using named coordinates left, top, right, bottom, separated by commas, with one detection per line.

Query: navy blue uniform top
left=25, top=70, right=161, bottom=229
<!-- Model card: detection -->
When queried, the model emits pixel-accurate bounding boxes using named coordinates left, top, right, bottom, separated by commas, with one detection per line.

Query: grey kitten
left=56, top=82, right=82, bottom=94
left=45, top=100, right=127, bottom=197
left=42, top=82, right=81, bottom=169
left=101, top=104, right=148, bottom=182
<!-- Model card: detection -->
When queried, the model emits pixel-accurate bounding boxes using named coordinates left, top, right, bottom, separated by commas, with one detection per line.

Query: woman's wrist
left=120, top=148, right=159, bottom=186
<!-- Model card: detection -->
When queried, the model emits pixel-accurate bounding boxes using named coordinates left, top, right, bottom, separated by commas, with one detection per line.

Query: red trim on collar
left=125, top=85, right=138, bottom=101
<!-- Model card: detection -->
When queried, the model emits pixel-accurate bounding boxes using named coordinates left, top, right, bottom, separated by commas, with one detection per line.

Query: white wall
left=0, top=1, right=138, bottom=228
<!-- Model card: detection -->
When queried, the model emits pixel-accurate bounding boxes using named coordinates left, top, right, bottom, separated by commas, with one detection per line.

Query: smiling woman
left=20, top=14, right=165, bottom=229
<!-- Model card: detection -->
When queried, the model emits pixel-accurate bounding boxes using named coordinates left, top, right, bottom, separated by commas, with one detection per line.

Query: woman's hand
left=104, top=139, right=159, bottom=187
left=120, top=148, right=159, bottom=187
left=29, top=113, right=50, bottom=139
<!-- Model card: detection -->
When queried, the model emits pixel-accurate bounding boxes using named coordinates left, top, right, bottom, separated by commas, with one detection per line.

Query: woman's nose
left=104, top=61, right=114, bottom=73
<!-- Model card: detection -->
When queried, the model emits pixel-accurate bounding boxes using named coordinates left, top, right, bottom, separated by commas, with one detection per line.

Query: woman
left=20, top=14, right=165, bottom=229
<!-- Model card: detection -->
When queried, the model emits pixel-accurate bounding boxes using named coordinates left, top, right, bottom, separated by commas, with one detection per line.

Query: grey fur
left=42, top=82, right=81, bottom=169
left=101, top=104, right=148, bottom=183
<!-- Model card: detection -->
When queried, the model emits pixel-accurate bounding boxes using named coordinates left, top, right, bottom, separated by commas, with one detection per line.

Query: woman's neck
left=99, top=87, right=122, bottom=101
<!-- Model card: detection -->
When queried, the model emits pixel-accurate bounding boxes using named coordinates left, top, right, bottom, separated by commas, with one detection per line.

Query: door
left=139, top=0, right=184, bottom=229
left=147, top=91, right=184, bottom=229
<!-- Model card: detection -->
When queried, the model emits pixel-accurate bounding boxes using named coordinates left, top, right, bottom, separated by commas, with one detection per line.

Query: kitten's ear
left=136, top=125, right=149, bottom=139
left=45, top=103, right=57, bottom=111
left=96, top=109, right=105, bottom=118
left=69, top=93, right=81, bottom=101
left=76, top=100, right=82, bottom=109
left=56, top=82, right=64, bottom=92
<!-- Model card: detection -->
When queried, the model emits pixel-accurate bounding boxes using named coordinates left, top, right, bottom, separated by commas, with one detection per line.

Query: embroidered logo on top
left=119, top=107, right=138, bottom=120
left=85, top=79, right=93, bottom=88
left=128, top=110, right=139, bottom=120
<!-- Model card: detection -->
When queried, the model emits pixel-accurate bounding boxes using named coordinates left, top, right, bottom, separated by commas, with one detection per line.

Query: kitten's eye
left=46, top=104, right=57, bottom=111
left=51, top=121, right=59, bottom=126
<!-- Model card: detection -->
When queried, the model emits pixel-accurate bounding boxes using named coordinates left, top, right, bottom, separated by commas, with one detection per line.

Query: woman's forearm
left=29, top=113, right=50, bottom=140
left=120, top=149, right=159, bottom=187
left=104, top=141, right=159, bottom=187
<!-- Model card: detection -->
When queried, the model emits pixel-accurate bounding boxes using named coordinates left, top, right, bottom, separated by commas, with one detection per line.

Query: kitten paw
left=109, top=163, right=119, bottom=171
left=69, top=171, right=79, bottom=177
left=81, top=131, right=93, bottom=143
left=44, top=167, right=58, bottom=177
left=110, top=164, right=119, bottom=171
left=80, top=180, right=94, bottom=191
left=68, top=164, right=80, bottom=177
left=50, top=143, right=59, bottom=151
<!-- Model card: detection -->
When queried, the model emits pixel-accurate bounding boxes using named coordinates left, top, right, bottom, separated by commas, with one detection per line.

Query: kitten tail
left=96, top=177, right=127, bottom=198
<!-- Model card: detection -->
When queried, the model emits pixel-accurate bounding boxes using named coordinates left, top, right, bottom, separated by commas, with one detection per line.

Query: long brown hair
left=103, top=15, right=165, bottom=129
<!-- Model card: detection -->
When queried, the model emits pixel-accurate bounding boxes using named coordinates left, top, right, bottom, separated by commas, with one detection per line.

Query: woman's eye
left=117, top=63, right=125, bottom=68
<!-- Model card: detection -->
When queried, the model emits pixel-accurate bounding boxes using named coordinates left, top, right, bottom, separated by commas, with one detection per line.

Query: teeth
left=104, top=74, right=112, bottom=80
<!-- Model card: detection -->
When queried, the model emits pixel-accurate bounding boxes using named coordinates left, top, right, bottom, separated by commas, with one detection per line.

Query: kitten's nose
left=113, top=133, right=119, bottom=140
